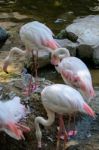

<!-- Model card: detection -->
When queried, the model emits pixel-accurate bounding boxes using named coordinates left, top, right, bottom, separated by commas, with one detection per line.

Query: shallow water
left=0, top=0, right=99, bottom=32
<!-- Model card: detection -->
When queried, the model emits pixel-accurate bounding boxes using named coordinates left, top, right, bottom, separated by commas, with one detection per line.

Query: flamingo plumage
left=0, top=96, right=30, bottom=140
left=35, top=84, right=95, bottom=148
left=3, top=21, right=60, bottom=73
left=51, top=48, right=95, bottom=101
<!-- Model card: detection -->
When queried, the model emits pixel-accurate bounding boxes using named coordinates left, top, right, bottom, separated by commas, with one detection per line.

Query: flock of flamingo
left=0, top=21, right=96, bottom=149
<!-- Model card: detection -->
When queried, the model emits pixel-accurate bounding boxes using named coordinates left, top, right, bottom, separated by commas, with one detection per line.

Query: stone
left=56, top=15, right=99, bottom=67
left=65, top=15, right=99, bottom=66
left=0, top=27, right=9, bottom=48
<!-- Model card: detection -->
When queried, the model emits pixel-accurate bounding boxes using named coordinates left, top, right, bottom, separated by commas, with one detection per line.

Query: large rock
left=24, top=50, right=51, bottom=72
left=56, top=15, right=99, bottom=66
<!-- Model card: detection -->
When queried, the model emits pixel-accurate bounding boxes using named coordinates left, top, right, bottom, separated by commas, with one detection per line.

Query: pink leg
left=67, top=113, right=77, bottom=137
left=57, top=115, right=68, bottom=150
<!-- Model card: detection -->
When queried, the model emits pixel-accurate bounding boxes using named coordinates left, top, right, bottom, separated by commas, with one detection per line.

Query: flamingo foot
left=67, top=130, right=77, bottom=137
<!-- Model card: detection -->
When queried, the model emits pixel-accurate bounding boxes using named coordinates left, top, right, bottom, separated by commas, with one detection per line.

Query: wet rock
left=56, top=29, right=78, bottom=42
left=56, top=15, right=99, bottom=67
left=66, top=15, right=99, bottom=67
left=56, top=38, right=77, bottom=56
left=0, top=27, right=9, bottom=49
left=12, top=12, right=29, bottom=20
left=24, top=50, right=51, bottom=71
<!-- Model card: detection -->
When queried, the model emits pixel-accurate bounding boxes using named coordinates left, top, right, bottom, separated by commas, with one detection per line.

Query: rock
left=55, top=38, right=77, bottom=56
left=0, top=27, right=9, bottom=49
left=24, top=50, right=51, bottom=71
left=65, top=15, right=99, bottom=67
left=56, top=15, right=99, bottom=67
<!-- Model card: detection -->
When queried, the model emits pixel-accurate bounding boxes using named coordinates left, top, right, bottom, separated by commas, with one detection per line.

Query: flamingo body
left=41, top=84, right=94, bottom=115
left=0, top=96, right=30, bottom=140
left=3, top=21, right=59, bottom=73
left=35, top=84, right=95, bottom=148
left=51, top=48, right=95, bottom=100
left=20, top=21, right=59, bottom=51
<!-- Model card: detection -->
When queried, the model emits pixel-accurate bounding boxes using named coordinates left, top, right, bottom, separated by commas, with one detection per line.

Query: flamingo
left=51, top=48, right=95, bottom=101
left=3, top=21, right=60, bottom=94
left=35, top=84, right=95, bottom=149
left=0, top=96, right=30, bottom=140
left=3, top=21, right=60, bottom=74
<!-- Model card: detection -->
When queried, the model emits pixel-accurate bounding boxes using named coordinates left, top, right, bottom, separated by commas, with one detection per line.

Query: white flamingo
left=3, top=21, right=60, bottom=73
left=51, top=48, right=95, bottom=101
left=0, top=96, right=30, bottom=140
left=35, top=84, right=95, bottom=149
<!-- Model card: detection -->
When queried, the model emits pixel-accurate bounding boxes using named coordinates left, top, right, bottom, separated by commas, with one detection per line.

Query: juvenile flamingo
left=35, top=84, right=95, bottom=149
left=0, top=96, right=30, bottom=140
left=51, top=48, right=95, bottom=101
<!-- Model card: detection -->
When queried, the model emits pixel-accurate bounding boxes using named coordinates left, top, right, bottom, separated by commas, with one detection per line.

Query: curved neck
left=55, top=48, right=70, bottom=59
left=8, top=47, right=26, bottom=58
left=35, top=111, right=55, bottom=148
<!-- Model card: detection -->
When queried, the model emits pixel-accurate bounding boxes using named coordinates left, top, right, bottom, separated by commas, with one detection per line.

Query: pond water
left=0, top=0, right=99, bottom=32
left=0, top=0, right=99, bottom=85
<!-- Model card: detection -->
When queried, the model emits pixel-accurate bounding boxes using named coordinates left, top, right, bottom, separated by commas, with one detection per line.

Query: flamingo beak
left=51, top=55, right=60, bottom=66
left=6, top=122, right=21, bottom=139
left=3, top=62, right=8, bottom=73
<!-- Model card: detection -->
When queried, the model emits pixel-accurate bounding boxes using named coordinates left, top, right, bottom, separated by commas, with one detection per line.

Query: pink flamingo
left=3, top=21, right=60, bottom=94
left=3, top=21, right=60, bottom=73
left=51, top=48, right=95, bottom=101
left=0, top=96, right=30, bottom=140
left=35, top=84, right=95, bottom=149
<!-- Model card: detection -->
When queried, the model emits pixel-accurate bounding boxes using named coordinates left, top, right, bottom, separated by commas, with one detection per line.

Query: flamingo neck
left=35, top=113, right=55, bottom=148
left=55, top=48, right=70, bottom=59
left=8, top=47, right=26, bottom=58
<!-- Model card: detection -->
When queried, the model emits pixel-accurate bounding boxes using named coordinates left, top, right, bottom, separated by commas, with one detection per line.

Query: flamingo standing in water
left=51, top=48, right=95, bottom=101
left=3, top=21, right=60, bottom=94
left=35, top=84, right=95, bottom=149
left=0, top=96, right=30, bottom=140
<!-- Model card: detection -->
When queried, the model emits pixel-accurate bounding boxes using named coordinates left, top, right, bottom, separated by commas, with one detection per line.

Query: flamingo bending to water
left=0, top=96, right=30, bottom=140
left=35, top=84, right=95, bottom=148
left=3, top=21, right=60, bottom=94
left=51, top=48, right=95, bottom=101
left=3, top=21, right=60, bottom=73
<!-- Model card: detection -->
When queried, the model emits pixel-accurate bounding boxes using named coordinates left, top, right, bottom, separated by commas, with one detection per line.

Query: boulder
left=55, top=15, right=99, bottom=66
left=0, top=27, right=9, bottom=49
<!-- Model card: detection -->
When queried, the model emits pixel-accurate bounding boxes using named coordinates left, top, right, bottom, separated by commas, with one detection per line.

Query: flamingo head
left=3, top=56, right=11, bottom=73
left=3, top=122, right=30, bottom=140
left=2, top=122, right=23, bottom=140
left=51, top=48, right=70, bottom=65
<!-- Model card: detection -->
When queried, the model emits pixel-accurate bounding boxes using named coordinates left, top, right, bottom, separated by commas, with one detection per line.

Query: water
left=0, top=0, right=99, bottom=85
left=0, top=0, right=99, bottom=32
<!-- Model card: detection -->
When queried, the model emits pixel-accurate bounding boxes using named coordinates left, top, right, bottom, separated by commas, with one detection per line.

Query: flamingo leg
left=67, top=114, right=71, bottom=136
left=56, top=115, right=68, bottom=150
left=72, top=112, right=77, bottom=136
left=57, top=116, right=63, bottom=150
left=34, top=50, right=39, bottom=89
left=67, top=113, right=77, bottom=137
